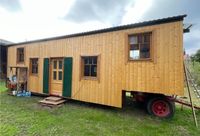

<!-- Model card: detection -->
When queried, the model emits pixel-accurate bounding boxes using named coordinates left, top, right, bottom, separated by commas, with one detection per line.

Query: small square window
left=82, top=56, right=98, bottom=78
left=129, top=32, right=152, bottom=60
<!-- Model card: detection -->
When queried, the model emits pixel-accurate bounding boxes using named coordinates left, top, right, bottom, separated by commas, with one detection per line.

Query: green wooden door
left=62, top=57, right=73, bottom=97
left=43, top=58, right=49, bottom=94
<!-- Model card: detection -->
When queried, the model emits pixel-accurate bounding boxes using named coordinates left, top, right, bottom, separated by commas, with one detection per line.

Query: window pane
left=32, top=60, right=35, bottom=65
left=129, top=36, right=137, bottom=44
left=33, top=59, right=38, bottom=65
left=35, top=67, right=38, bottom=73
left=92, top=57, right=97, bottom=64
left=19, top=48, right=24, bottom=54
left=20, top=54, right=24, bottom=61
left=53, top=71, right=57, bottom=80
left=32, top=67, right=38, bottom=74
left=84, top=65, right=90, bottom=76
left=91, top=65, right=97, bottom=77
left=144, top=34, right=150, bottom=43
left=130, top=44, right=139, bottom=50
left=140, top=52, right=150, bottom=58
left=58, top=71, right=62, bottom=80
left=53, top=61, right=57, bottom=69
left=84, top=58, right=89, bottom=64
left=130, top=50, right=140, bottom=59
left=138, top=35, right=142, bottom=43
left=32, top=67, right=35, bottom=73
left=59, top=61, right=62, bottom=69
left=17, top=48, right=24, bottom=62
left=89, top=57, right=93, bottom=64
left=140, top=44, right=150, bottom=58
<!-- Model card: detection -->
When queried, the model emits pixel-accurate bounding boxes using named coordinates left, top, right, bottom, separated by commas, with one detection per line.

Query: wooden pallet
left=39, top=96, right=66, bottom=108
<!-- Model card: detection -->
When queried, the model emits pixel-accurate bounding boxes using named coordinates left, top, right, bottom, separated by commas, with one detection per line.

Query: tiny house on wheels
left=7, top=15, right=187, bottom=118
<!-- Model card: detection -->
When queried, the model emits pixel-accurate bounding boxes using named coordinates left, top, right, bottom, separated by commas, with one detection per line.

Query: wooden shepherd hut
left=7, top=15, right=187, bottom=118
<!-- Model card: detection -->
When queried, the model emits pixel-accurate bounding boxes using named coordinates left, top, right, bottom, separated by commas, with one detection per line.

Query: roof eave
left=7, top=14, right=187, bottom=47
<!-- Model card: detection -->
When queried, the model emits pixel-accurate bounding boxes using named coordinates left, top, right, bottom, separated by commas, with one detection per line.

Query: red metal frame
left=175, top=99, right=200, bottom=110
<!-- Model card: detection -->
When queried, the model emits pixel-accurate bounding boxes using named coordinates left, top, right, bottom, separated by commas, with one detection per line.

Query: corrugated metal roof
left=7, top=14, right=186, bottom=47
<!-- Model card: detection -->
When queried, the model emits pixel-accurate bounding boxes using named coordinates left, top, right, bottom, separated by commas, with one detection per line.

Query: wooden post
left=184, top=61, right=198, bottom=128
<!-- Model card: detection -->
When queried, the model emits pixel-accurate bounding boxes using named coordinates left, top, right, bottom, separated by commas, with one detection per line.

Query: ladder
left=183, top=61, right=199, bottom=128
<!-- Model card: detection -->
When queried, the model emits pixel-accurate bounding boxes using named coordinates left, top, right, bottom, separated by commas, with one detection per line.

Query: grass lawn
left=0, top=84, right=200, bottom=136
left=0, top=81, right=7, bottom=92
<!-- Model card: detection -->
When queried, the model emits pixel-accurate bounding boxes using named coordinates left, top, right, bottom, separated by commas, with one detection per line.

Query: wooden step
left=44, top=96, right=62, bottom=102
left=39, top=100, right=65, bottom=105
left=39, top=99, right=66, bottom=105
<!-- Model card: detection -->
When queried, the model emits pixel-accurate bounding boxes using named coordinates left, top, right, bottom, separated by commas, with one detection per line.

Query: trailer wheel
left=147, top=97, right=175, bottom=118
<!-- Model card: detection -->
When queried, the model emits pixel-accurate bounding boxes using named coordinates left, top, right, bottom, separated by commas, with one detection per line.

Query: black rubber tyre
left=146, top=97, right=175, bottom=119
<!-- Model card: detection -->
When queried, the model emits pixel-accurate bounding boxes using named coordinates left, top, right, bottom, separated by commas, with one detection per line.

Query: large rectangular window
left=30, top=58, right=38, bottom=74
left=17, top=48, right=24, bottom=63
left=81, top=56, right=98, bottom=78
left=129, top=32, right=151, bottom=60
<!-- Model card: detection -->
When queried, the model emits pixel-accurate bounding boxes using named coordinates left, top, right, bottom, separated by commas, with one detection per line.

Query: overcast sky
left=0, top=0, right=199, bottom=54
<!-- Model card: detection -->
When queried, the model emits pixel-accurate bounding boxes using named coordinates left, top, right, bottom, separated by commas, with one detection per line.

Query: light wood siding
left=7, top=21, right=184, bottom=108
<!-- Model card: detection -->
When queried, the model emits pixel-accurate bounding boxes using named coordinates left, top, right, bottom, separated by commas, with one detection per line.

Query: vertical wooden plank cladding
left=7, top=21, right=184, bottom=108
left=43, top=58, right=49, bottom=94
left=63, top=57, right=73, bottom=97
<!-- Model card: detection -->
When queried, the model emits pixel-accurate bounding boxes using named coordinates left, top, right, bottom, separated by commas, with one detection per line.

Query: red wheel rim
left=152, top=100, right=170, bottom=117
